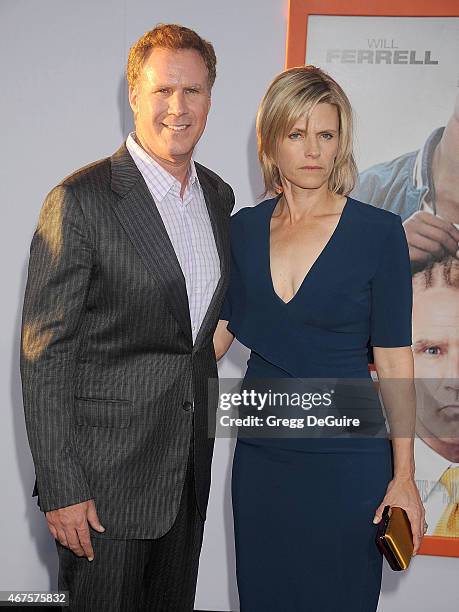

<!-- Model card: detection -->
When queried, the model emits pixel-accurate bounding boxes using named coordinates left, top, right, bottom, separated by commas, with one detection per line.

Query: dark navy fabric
left=220, top=196, right=413, bottom=611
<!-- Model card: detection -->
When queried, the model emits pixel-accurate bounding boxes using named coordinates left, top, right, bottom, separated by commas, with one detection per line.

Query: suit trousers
left=56, top=439, right=204, bottom=611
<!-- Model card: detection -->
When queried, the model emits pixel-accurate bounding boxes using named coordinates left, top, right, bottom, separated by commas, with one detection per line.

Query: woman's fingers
left=407, top=507, right=425, bottom=555
left=372, top=502, right=386, bottom=524
left=373, top=476, right=426, bottom=559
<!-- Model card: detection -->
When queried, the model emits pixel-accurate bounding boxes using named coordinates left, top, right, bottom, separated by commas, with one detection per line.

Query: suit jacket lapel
left=193, top=165, right=230, bottom=352
left=110, top=144, right=192, bottom=343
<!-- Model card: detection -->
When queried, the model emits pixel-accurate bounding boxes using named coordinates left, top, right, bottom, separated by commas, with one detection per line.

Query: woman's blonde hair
left=256, top=65, right=358, bottom=197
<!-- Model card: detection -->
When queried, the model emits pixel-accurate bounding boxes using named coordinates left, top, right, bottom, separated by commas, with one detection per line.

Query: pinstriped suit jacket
left=20, top=143, right=234, bottom=539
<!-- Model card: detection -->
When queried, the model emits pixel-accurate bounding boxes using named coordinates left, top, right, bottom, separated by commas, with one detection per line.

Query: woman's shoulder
left=230, top=197, right=278, bottom=226
left=347, top=195, right=402, bottom=230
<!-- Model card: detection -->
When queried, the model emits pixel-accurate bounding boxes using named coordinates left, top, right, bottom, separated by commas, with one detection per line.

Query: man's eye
left=424, top=346, right=442, bottom=355
left=185, top=88, right=199, bottom=94
left=156, top=89, right=171, bottom=95
left=321, top=133, right=334, bottom=140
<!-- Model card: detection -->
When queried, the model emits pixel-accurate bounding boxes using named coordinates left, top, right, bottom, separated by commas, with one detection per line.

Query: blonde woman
left=214, top=66, right=425, bottom=611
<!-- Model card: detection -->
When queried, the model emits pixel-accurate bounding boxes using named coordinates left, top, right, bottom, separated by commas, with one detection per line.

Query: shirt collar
left=412, top=126, right=445, bottom=208
left=126, top=132, right=198, bottom=203
left=414, top=435, right=458, bottom=500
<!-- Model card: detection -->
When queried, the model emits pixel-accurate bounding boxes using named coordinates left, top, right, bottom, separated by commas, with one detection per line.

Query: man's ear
left=128, top=83, right=138, bottom=115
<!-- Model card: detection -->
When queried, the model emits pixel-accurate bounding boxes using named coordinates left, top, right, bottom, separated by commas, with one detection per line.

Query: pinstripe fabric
left=20, top=143, right=234, bottom=539
left=126, top=133, right=220, bottom=344
left=56, top=440, right=204, bottom=611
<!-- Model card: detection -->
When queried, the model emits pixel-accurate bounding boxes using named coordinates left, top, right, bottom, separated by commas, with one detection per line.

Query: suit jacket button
left=182, top=400, right=193, bottom=412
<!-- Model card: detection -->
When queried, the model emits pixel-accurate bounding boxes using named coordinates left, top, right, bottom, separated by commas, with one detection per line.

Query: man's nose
left=444, top=349, right=459, bottom=392
left=439, top=350, right=459, bottom=403
left=168, top=90, right=186, bottom=115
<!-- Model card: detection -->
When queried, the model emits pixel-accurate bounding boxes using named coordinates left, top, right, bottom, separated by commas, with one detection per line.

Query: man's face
left=275, top=103, right=340, bottom=192
left=412, top=284, right=459, bottom=443
left=129, top=47, right=211, bottom=167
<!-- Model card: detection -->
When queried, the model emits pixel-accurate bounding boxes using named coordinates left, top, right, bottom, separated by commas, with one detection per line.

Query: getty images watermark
left=208, top=378, right=394, bottom=439
left=218, top=387, right=360, bottom=430
left=208, top=377, right=459, bottom=440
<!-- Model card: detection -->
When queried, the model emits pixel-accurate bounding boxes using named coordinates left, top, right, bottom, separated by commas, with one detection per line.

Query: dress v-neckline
left=268, top=196, right=350, bottom=306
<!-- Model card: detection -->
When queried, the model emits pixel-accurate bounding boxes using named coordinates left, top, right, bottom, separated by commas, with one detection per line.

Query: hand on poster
left=404, top=90, right=459, bottom=270
left=403, top=211, right=459, bottom=269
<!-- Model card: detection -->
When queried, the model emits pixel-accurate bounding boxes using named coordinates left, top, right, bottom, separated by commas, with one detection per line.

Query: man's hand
left=431, top=91, right=459, bottom=222
left=45, top=499, right=105, bottom=561
left=403, top=211, right=459, bottom=269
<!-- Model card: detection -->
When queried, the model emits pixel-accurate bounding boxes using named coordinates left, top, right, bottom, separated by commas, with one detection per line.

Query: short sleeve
left=370, top=215, right=412, bottom=347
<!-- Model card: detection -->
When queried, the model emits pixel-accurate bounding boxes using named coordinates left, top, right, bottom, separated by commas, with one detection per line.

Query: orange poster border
left=286, top=0, right=459, bottom=68
left=286, top=0, right=459, bottom=558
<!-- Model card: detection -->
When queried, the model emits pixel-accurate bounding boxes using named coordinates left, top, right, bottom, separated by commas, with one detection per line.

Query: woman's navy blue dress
left=220, top=196, right=413, bottom=612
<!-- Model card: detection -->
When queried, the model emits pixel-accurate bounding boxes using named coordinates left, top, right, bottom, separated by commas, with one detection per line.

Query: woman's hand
left=372, top=475, right=426, bottom=556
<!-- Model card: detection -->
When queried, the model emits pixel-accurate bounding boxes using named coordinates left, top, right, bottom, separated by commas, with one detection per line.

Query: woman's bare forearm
left=373, top=346, right=416, bottom=478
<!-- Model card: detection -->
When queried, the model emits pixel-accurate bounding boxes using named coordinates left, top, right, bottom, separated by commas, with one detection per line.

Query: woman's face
left=275, top=102, right=340, bottom=192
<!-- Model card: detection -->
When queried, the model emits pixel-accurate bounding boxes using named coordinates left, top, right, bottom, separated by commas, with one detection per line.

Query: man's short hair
left=127, top=23, right=217, bottom=90
left=412, top=256, right=459, bottom=290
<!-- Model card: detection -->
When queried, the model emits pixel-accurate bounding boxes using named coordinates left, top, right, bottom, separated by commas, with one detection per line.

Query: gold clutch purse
left=375, top=505, right=414, bottom=571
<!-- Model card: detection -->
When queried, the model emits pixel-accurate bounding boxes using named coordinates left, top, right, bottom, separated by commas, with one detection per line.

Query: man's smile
left=162, top=123, right=190, bottom=131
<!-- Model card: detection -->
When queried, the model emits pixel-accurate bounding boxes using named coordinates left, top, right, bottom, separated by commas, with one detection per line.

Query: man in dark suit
left=20, top=23, right=234, bottom=611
